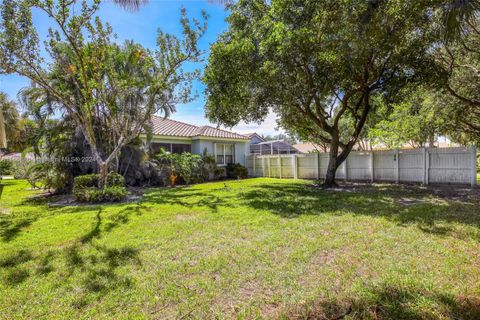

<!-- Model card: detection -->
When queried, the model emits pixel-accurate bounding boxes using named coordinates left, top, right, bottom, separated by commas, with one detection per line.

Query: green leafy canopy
left=203, top=0, right=437, bottom=185
left=0, top=0, right=207, bottom=186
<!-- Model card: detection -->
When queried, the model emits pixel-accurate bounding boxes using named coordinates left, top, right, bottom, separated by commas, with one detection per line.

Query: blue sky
left=0, top=0, right=281, bottom=135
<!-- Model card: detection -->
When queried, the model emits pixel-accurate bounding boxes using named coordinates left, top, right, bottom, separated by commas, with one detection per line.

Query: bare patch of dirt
left=0, top=208, right=11, bottom=215
left=397, top=198, right=433, bottom=206
left=310, top=181, right=480, bottom=201
left=175, top=213, right=196, bottom=221
left=281, top=298, right=352, bottom=320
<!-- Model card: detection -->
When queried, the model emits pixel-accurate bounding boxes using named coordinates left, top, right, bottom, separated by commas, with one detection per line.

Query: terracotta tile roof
left=150, top=116, right=198, bottom=137
left=149, top=116, right=249, bottom=140
left=244, top=132, right=265, bottom=141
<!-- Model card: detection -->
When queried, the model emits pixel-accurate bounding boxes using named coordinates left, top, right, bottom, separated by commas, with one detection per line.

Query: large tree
left=367, top=88, right=446, bottom=149
left=0, top=0, right=206, bottom=186
left=204, top=0, right=434, bottom=187
left=433, top=2, right=480, bottom=145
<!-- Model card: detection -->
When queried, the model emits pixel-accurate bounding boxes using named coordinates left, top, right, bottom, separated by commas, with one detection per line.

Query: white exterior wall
left=141, top=135, right=248, bottom=165
left=246, top=147, right=477, bottom=187
left=191, top=139, right=210, bottom=154
left=234, top=143, right=247, bottom=165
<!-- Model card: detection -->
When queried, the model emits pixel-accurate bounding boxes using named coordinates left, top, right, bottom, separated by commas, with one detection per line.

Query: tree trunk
left=99, top=161, right=109, bottom=188
left=428, top=134, right=435, bottom=148
left=323, top=140, right=339, bottom=188
left=84, top=128, right=125, bottom=189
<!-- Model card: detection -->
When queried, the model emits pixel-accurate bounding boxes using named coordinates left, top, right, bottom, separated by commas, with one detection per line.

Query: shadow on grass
left=238, top=183, right=480, bottom=238
left=0, top=249, right=34, bottom=286
left=143, top=186, right=235, bottom=213
left=141, top=181, right=480, bottom=240
left=0, top=188, right=146, bottom=243
left=1, top=202, right=144, bottom=294
left=81, top=209, right=103, bottom=244
left=0, top=249, right=32, bottom=268
left=64, top=242, right=141, bottom=306
left=0, top=181, right=18, bottom=188
left=0, top=204, right=101, bottom=243
left=0, top=218, right=36, bottom=242
left=283, top=285, right=480, bottom=320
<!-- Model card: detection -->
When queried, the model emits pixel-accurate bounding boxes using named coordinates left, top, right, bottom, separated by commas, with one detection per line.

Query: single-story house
left=140, top=116, right=250, bottom=166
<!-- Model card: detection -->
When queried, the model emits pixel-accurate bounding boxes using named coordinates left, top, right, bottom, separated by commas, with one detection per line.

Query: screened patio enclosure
left=249, top=140, right=299, bottom=155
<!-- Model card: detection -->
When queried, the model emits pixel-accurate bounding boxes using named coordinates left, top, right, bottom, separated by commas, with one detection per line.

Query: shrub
left=173, top=153, right=203, bottom=184
left=0, top=159, right=14, bottom=176
left=0, top=158, right=33, bottom=178
left=106, top=172, right=125, bottom=187
left=73, top=174, right=99, bottom=189
left=214, top=167, right=225, bottom=179
left=102, top=185, right=128, bottom=202
left=73, top=174, right=98, bottom=202
left=155, top=149, right=225, bottom=185
left=74, top=187, right=101, bottom=202
left=155, top=150, right=204, bottom=185
left=226, top=163, right=248, bottom=179
left=12, top=159, right=34, bottom=179
left=73, top=172, right=127, bottom=202
left=26, top=162, right=69, bottom=192
left=200, top=150, right=218, bottom=181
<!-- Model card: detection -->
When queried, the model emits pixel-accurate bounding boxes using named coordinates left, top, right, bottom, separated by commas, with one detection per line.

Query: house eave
left=139, top=133, right=192, bottom=143
left=139, top=133, right=248, bottom=143
left=191, top=136, right=249, bottom=142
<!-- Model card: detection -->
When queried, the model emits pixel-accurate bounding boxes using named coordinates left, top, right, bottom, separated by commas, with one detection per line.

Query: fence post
left=344, top=158, right=348, bottom=182
left=425, top=149, right=430, bottom=185
left=395, top=150, right=399, bottom=183
left=316, top=153, right=320, bottom=179
left=278, top=155, right=282, bottom=179
left=253, top=154, right=256, bottom=177
left=370, top=151, right=374, bottom=182
left=422, top=148, right=426, bottom=185
left=293, top=155, right=298, bottom=179
left=269, top=156, right=272, bottom=178
left=262, top=157, right=266, bottom=177
left=471, top=146, right=477, bottom=188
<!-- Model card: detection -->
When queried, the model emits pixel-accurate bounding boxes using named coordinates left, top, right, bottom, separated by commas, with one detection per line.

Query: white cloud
left=170, top=110, right=285, bottom=136
left=229, top=111, right=284, bottom=135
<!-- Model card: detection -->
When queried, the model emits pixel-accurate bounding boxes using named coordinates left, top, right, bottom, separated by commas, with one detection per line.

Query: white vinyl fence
left=246, top=147, right=477, bottom=187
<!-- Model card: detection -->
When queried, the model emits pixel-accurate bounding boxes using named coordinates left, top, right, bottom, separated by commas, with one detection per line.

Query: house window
left=215, top=143, right=235, bottom=165
left=171, top=144, right=191, bottom=154
left=151, top=143, right=191, bottom=154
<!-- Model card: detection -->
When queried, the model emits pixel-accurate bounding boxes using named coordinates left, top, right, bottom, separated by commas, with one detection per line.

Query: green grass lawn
left=1, top=179, right=480, bottom=319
